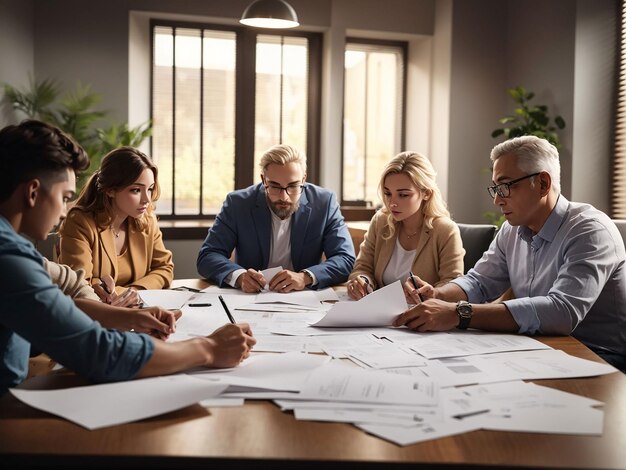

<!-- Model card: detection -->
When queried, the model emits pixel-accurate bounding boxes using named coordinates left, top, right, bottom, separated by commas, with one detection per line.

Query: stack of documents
left=10, top=283, right=618, bottom=444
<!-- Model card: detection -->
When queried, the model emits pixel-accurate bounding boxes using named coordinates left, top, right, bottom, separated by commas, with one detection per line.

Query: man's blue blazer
left=197, top=183, right=356, bottom=289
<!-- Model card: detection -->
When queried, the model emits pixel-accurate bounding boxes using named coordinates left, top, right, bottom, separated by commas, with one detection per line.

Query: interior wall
left=0, top=0, right=34, bottom=127
left=504, top=0, right=576, bottom=199
left=572, top=0, right=617, bottom=213
left=446, top=0, right=507, bottom=223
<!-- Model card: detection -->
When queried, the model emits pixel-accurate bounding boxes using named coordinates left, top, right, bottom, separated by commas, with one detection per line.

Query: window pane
left=152, top=26, right=174, bottom=214
left=343, top=42, right=404, bottom=205
left=254, top=35, right=308, bottom=177
left=202, top=31, right=236, bottom=213
left=174, top=28, right=202, bottom=215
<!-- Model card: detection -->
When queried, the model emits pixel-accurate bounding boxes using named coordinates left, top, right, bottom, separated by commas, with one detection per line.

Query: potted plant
left=3, top=76, right=152, bottom=191
left=485, top=85, right=566, bottom=227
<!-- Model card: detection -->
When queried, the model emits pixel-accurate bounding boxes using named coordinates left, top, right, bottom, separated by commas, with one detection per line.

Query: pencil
left=218, top=295, right=236, bottom=324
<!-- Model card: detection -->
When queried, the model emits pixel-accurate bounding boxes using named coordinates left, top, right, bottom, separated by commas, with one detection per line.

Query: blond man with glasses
left=197, top=144, right=355, bottom=293
left=394, top=135, right=626, bottom=373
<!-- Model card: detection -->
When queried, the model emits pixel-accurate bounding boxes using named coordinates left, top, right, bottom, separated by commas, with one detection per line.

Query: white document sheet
left=10, top=375, right=227, bottom=430
left=294, top=407, right=439, bottom=426
left=316, top=334, right=384, bottom=358
left=139, top=289, right=195, bottom=309
left=252, top=334, right=324, bottom=353
left=188, top=351, right=331, bottom=392
left=310, top=281, right=407, bottom=327
left=475, top=406, right=604, bottom=435
left=253, top=290, right=323, bottom=308
left=260, top=266, right=283, bottom=290
left=199, top=397, right=245, bottom=408
left=357, top=419, right=481, bottom=446
left=403, top=330, right=552, bottom=359
left=298, top=361, right=438, bottom=406
left=467, top=348, right=618, bottom=380
left=347, top=344, right=427, bottom=369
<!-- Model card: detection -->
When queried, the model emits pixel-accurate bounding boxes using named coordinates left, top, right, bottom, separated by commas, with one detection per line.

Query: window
left=151, top=21, right=321, bottom=218
left=613, top=1, right=626, bottom=217
left=342, top=39, right=407, bottom=206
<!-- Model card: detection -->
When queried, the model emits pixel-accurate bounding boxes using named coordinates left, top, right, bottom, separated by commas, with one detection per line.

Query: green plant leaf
left=555, top=115, right=566, bottom=129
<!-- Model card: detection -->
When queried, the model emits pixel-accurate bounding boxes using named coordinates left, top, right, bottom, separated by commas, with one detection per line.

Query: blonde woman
left=347, top=151, right=464, bottom=300
left=59, top=147, right=174, bottom=307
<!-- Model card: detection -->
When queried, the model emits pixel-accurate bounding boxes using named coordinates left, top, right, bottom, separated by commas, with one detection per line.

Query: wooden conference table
left=1, top=280, right=625, bottom=470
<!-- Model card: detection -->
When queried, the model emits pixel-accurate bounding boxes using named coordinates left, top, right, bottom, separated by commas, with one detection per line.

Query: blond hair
left=259, top=144, right=307, bottom=175
left=378, top=151, right=449, bottom=239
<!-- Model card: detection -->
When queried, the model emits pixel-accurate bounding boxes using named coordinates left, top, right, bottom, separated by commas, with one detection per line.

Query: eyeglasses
left=265, top=184, right=304, bottom=196
left=487, top=172, right=540, bottom=198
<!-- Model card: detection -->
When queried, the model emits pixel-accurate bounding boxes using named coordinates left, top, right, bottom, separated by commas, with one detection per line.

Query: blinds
left=613, top=1, right=626, bottom=217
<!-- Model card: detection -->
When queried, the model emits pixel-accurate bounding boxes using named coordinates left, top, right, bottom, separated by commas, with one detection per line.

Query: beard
left=267, top=195, right=300, bottom=219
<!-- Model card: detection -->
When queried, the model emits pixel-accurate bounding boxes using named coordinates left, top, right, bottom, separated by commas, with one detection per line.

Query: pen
left=99, top=280, right=112, bottom=295
left=218, top=295, right=236, bottom=324
left=452, top=409, right=490, bottom=420
left=409, top=271, right=424, bottom=302
left=358, top=275, right=373, bottom=294
left=188, top=303, right=212, bottom=307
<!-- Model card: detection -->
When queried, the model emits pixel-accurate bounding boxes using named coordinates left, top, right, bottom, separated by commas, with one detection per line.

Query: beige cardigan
left=59, top=209, right=174, bottom=292
left=43, top=257, right=100, bottom=300
left=349, top=210, right=464, bottom=288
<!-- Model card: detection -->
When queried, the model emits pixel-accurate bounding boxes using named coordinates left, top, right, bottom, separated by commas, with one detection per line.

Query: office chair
left=457, top=223, right=498, bottom=273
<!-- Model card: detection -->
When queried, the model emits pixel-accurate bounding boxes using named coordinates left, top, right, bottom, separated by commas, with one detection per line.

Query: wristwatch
left=300, top=269, right=314, bottom=286
left=456, top=300, right=473, bottom=330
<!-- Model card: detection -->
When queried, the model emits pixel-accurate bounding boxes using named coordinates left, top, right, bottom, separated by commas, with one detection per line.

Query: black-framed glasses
left=265, top=184, right=305, bottom=196
left=487, top=172, right=540, bottom=198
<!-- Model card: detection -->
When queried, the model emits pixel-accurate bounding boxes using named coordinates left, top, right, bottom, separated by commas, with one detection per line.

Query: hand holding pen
left=95, top=275, right=142, bottom=308
left=203, top=295, right=256, bottom=368
left=347, top=275, right=373, bottom=300
left=237, top=269, right=267, bottom=293
left=405, top=271, right=427, bottom=304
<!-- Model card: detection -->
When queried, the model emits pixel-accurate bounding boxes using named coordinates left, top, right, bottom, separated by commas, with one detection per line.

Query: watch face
left=457, top=303, right=472, bottom=316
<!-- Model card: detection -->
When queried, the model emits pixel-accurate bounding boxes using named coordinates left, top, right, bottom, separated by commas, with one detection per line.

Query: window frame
left=150, top=19, right=322, bottom=220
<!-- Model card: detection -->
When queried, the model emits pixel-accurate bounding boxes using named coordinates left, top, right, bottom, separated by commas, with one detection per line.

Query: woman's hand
left=347, top=275, right=372, bottom=300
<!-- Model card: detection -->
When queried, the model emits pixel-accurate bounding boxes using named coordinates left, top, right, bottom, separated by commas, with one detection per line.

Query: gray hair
left=490, top=136, right=561, bottom=194
left=259, top=144, right=307, bottom=175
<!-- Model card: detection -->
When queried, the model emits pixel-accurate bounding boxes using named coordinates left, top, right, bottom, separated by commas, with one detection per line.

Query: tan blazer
left=59, top=209, right=174, bottom=292
left=348, top=210, right=464, bottom=289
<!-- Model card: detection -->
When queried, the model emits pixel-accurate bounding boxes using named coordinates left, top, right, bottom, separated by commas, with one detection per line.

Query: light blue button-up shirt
left=0, top=216, right=154, bottom=395
left=453, top=196, right=626, bottom=356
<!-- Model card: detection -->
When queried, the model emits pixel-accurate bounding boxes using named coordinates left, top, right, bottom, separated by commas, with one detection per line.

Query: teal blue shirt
left=0, top=216, right=154, bottom=395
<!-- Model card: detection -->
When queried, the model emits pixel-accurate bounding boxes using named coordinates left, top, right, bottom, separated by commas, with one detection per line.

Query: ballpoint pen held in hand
left=409, top=271, right=424, bottom=302
left=218, top=295, right=236, bottom=324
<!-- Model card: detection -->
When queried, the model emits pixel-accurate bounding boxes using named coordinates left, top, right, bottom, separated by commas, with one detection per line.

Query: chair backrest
left=612, top=219, right=626, bottom=245
left=457, top=223, right=497, bottom=273
left=34, top=232, right=60, bottom=262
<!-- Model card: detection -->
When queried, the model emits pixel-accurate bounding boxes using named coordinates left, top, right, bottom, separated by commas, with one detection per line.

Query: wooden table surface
left=1, top=280, right=625, bottom=469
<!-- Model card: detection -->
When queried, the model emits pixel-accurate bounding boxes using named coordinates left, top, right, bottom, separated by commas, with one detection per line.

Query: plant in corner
left=484, top=85, right=566, bottom=228
left=3, top=76, right=152, bottom=191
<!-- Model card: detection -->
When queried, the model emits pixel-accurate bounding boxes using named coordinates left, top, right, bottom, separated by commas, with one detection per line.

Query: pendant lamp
left=240, top=0, right=299, bottom=29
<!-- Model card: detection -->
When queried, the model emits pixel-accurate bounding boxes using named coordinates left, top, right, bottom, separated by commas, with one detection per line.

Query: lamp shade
left=240, top=0, right=299, bottom=29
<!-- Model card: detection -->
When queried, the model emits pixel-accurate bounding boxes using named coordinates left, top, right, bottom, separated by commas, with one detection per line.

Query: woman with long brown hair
left=59, top=147, right=173, bottom=306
